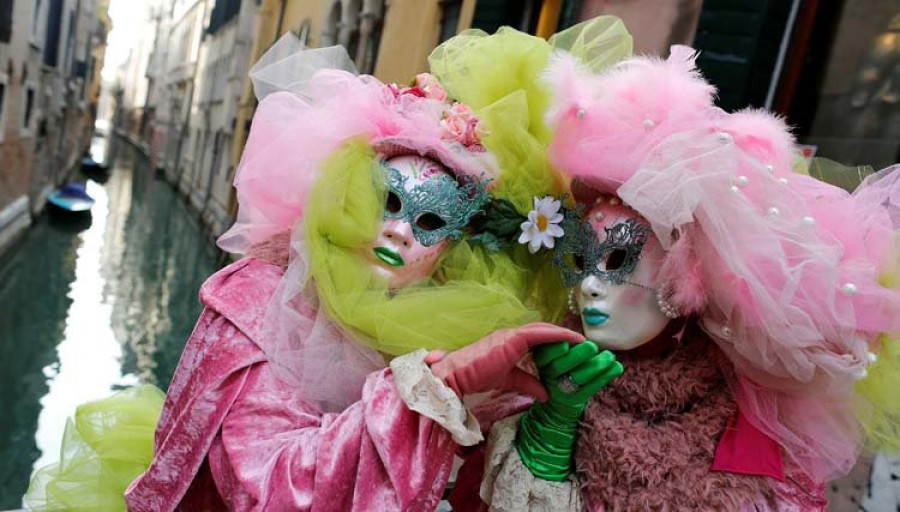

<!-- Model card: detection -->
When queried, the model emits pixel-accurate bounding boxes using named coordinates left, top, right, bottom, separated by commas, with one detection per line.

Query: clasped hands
left=426, top=323, right=623, bottom=481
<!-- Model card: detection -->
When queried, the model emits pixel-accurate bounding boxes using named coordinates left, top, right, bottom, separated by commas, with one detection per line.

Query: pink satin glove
left=426, top=323, right=585, bottom=402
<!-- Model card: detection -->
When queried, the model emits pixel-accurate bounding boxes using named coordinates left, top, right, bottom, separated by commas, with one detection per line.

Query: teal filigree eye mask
left=381, top=162, right=490, bottom=247
left=552, top=211, right=651, bottom=288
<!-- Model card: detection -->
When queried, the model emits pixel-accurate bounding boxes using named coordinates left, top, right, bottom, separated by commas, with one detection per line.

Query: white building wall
left=182, top=0, right=257, bottom=236
left=143, top=0, right=176, bottom=168
left=0, top=0, right=43, bottom=252
left=168, top=0, right=206, bottom=185
left=117, top=4, right=156, bottom=116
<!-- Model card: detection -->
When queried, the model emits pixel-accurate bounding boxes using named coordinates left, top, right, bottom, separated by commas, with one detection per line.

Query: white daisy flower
left=518, top=196, right=564, bottom=254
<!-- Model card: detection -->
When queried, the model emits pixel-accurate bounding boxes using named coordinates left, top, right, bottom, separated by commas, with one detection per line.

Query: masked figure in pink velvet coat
left=476, top=48, right=900, bottom=511
left=123, top=37, right=586, bottom=511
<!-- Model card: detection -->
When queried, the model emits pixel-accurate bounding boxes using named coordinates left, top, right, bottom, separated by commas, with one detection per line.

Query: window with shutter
left=44, top=0, right=64, bottom=67
left=22, top=84, right=35, bottom=135
left=0, top=0, right=12, bottom=43
left=207, top=0, right=241, bottom=35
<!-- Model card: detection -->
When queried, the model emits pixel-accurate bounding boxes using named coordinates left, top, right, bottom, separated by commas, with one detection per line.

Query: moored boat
left=47, top=183, right=95, bottom=213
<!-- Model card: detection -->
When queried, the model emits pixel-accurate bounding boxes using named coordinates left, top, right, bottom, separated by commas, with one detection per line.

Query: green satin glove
left=516, top=341, right=623, bottom=481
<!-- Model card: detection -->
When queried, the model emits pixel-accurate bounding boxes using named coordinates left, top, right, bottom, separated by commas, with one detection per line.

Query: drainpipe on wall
left=275, top=0, right=287, bottom=38
left=201, top=129, right=220, bottom=226
left=357, top=8, right=375, bottom=69
left=193, top=106, right=211, bottom=208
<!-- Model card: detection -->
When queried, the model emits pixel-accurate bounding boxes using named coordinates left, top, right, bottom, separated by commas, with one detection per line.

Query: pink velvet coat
left=124, top=258, right=470, bottom=511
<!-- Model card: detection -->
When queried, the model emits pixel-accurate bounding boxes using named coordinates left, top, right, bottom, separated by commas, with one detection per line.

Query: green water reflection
left=0, top=139, right=222, bottom=508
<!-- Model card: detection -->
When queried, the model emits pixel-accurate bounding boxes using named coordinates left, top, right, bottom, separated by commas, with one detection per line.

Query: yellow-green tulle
left=429, top=16, right=632, bottom=147
left=24, top=385, right=164, bottom=511
left=856, top=231, right=900, bottom=453
left=856, top=333, right=900, bottom=453
left=305, top=141, right=542, bottom=356
left=792, top=155, right=877, bottom=192
left=427, top=17, right=632, bottom=322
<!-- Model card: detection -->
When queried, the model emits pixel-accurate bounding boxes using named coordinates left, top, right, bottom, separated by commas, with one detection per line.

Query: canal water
left=0, top=138, right=222, bottom=508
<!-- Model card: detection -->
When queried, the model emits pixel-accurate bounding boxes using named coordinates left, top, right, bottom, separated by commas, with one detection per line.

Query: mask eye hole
left=604, top=248, right=627, bottom=271
left=386, top=191, right=402, bottom=214
left=415, top=213, right=447, bottom=231
left=573, top=254, right=585, bottom=272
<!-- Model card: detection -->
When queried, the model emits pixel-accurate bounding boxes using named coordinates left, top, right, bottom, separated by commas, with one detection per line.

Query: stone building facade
left=116, top=0, right=487, bottom=239
left=0, top=0, right=43, bottom=254
left=119, top=0, right=259, bottom=238
left=0, top=0, right=107, bottom=256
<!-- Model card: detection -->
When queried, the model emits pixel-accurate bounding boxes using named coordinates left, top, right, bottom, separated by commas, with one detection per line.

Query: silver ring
left=558, top=374, right=580, bottom=394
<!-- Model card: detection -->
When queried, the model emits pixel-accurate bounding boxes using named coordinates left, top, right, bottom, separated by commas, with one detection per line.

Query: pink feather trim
left=658, top=229, right=707, bottom=316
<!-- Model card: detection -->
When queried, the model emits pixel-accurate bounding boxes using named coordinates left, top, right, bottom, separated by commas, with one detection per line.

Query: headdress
left=545, top=47, right=900, bottom=482
left=218, top=37, right=497, bottom=255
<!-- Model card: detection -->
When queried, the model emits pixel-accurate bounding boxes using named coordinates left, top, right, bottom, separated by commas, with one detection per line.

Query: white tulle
left=250, top=33, right=357, bottom=102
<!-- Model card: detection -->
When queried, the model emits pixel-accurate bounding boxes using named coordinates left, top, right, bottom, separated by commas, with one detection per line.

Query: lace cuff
left=480, top=414, right=583, bottom=512
left=390, top=349, right=483, bottom=446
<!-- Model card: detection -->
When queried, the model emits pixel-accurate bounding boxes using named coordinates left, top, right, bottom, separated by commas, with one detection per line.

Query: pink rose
left=441, top=111, right=468, bottom=141
left=414, top=73, right=448, bottom=102
left=384, top=83, right=427, bottom=101
left=462, top=118, right=483, bottom=147
left=403, top=86, right=427, bottom=98
left=384, top=83, right=402, bottom=100
left=384, top=73, right=447, bottom=105
left=441, top=102, right=484, bottom=148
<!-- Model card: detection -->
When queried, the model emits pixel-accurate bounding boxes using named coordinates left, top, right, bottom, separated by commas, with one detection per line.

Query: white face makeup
left=575, top=200, right=671, bottom=351
left=365, top=155, right=450, bottom=289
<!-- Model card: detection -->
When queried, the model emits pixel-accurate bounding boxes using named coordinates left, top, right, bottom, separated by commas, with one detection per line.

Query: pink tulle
left=545, top=47, right=900, bottom=482
left=544, top=46, right=717, bottom=198
left=261, top=234, right=388, bottom=413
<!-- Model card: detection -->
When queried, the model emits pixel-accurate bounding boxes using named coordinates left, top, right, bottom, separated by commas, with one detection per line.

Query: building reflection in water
left=33, top=176, right=142, bottom=471
left=0, top=141, right=221, bottom=508
left=0, top=206, right=81, bottom=508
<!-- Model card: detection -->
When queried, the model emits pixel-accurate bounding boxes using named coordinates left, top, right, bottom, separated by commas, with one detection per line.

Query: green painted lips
left=374, top=247, right=405, bottom=267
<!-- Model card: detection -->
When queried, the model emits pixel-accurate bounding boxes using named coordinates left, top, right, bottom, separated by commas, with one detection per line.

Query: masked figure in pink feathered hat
left=477, top=47, right=900, bottom=511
